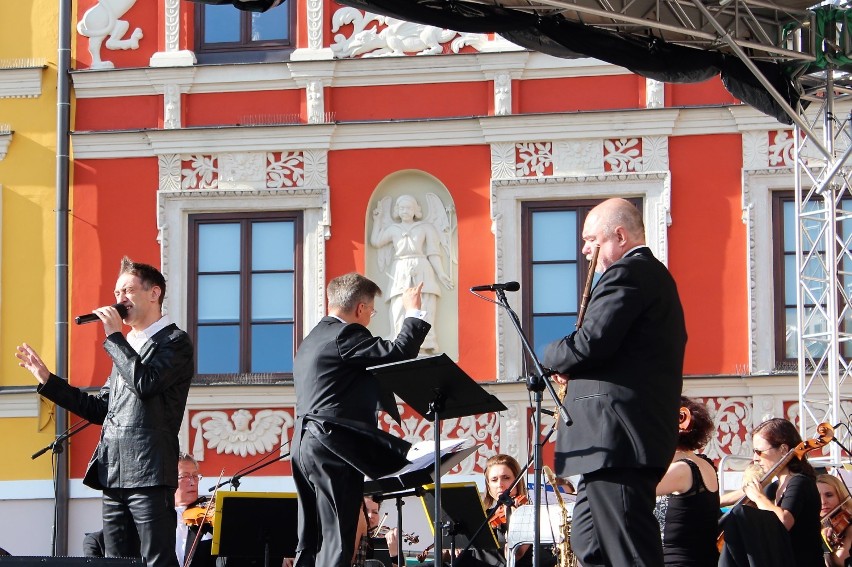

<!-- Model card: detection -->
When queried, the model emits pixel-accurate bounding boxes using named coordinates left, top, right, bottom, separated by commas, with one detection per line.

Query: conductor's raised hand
left=402, top=282, right=423, bottom=312
left=15, top=343, right=51, bottom=384
left=94, top=304, right=125, bottom=336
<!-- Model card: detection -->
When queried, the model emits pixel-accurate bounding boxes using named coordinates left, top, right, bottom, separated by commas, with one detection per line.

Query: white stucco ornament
left=77, top=0, right=144, bottom=69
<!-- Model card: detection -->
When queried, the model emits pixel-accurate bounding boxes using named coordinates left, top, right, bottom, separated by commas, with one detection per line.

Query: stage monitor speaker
left=0, top=558, right=143, bottom=565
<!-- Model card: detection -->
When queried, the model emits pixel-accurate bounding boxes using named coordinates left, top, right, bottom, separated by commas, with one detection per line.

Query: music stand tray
left=212, top=491, right=298, bottom=559
left=364, top=442, right=479, bottom=495
left=419, top=482, right=499, bottom=552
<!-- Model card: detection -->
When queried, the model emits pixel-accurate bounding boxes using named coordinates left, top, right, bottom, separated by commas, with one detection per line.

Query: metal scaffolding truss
left=794, top=81, right=852, bottom=463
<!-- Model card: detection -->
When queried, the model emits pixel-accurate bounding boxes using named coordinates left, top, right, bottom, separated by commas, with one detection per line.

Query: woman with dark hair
left=653, top=396, right=720, bottom=566
left=744, top=417, right=823, bottom=566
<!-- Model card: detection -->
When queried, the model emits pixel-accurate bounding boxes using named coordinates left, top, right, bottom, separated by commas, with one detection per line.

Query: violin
left=717, top=422, right=833, bottom=552
left=182, top=495, right=216, bottom=528
left=822, top=496, right=852, bottom=549
left=489, top=494, right=529, bottom=528
left=370, top=525, right=420, bottom=545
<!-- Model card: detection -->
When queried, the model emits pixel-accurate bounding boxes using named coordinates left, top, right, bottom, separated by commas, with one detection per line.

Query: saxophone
left=557, top=244, right=600, bottom=403
left=543, top=465, right=577, bottom=567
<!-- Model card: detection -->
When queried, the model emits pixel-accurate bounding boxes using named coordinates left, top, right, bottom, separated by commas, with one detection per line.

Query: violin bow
left=183, top=468, right=225, bottom=567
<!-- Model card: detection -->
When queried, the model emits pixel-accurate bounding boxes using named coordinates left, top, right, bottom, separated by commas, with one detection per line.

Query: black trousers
left=293, top=428, right=364, bottom=567
left=102, top=486, right=178, bottom=567
left=571, top=467, right=664, bottom=567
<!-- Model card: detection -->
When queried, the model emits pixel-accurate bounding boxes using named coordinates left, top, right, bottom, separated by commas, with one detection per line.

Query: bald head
left=582, top=199, right=646, bottom=272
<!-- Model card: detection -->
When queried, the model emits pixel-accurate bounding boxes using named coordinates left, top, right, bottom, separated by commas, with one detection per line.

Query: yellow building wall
left=0, top=1, right=69, bottom=481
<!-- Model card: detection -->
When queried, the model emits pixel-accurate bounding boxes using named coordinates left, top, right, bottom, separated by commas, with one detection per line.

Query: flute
left=576, top=245, right=600, bottom=330
left=557, top=245, right=599, bottom=403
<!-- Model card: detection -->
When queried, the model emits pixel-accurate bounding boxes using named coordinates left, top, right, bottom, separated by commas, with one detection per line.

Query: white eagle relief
left=190, top=409, right=293, bottom=459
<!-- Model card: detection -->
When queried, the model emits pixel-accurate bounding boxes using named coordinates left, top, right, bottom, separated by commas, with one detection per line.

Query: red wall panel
left=75, top=0, right=157, bottom=70
left=517, top=75, right=643, bottom=114
left=330, top=82, right=490, bottom=121
left=668, top=134, right=747, bottom=375
left=185, top=90, right=303, bottom=127
left=75, top=96, right=160, bottom=131
left=667, top=76, right=740, bottom=107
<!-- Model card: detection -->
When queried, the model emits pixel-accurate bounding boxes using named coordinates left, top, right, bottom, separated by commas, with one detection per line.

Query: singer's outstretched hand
left=93, top=304, right=124, bottom=336
left=15, top=343, right=51, bottom=384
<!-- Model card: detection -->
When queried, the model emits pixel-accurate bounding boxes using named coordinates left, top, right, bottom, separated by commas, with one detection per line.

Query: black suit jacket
left=543, top=247, right=686, bottom=476
left=292, top=315, right=431, bottom=479
left=38, top=323, right=194, bottom=489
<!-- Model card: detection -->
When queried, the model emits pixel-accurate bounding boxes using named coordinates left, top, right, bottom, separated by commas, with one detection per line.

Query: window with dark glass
left=195, top=2, right=294, bottom=63
left=189, top=212, right=301, bottom=378
left=772, top=192, right=852, bottom=366
left=523, top=198, right=643, bottom=357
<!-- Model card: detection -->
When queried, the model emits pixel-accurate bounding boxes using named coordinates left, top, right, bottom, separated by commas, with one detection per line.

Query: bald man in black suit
left=292, top=273, right=430, bottom=567
left=544, top=198, right=687, bottom=567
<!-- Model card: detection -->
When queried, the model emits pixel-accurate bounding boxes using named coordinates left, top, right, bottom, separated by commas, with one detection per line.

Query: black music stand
left=212, top=491, right=297, bottom=567
left=420, top=482, right=499, bottom=560
left=368, top=354, right=506, bottom=566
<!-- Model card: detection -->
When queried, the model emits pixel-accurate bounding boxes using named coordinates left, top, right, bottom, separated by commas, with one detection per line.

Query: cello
left=716, top=422, right=834, bottom=552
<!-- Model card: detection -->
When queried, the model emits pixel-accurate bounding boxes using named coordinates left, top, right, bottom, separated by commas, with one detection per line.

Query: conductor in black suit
left=292, top=272, right=431, bottom=567
left=543, top=198, right=687, bottom=567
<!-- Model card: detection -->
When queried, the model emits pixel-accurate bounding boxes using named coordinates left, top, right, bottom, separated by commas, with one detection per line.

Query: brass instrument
left=557, top=244, right=600, bottom=403
left=543, top=465, right=577, bottom=567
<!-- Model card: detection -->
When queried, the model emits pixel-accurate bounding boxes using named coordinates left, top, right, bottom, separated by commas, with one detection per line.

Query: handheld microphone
left=75, top=303, right=129, bottom=325
left=470, top=281, right=520, bottom=292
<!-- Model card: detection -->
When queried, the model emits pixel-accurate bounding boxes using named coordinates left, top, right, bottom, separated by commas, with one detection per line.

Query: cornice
left=70, top=53, right=631, bottom=98
left=71, top=106, right=763, bottom=158
left=0, top=389, right=39, bottom=418
left=479, top=108, right=682, bottom=142
left=0, top=66, right=44, bottom=98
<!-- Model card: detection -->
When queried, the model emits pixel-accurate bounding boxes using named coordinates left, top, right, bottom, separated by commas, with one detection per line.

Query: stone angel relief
left=77, top=0, right=144, bottom=69
left=370, top=193, right=456, bottom=353
left=190, top=409, right=293, bottom=459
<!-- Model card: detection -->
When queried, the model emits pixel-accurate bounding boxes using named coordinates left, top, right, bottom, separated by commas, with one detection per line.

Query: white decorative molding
left=163, top=83, right=181, bottom=129
left=77, top=0, right=144, bottom=69
left=157, top=181, right=330, bottom=337
left=491, top=173, right=671, bottom=380
left=603, top=138, right=642, bottom=173
left=149, top=0, right=196, bottom=67
left=515, top=142, right=553, bottom=176
left=190, top=408, right=293, bottom=460
left=0, top=66, right=44, bottom=98
left=0, top=127, right=11, bottom=160
left=553, top=140, right=603, bottom=175
left=490, top=143, right=515, bottom=179
left=329, top=8, right=488, bottom=58
left=742, top=131, right=769, bottom=170
left=742, top=169, right=797, bottom=374
left=493, top=71, right=512, bottom=116
left=220, top=152, right=267, bottom=190
left=646, top=78, right=664, bottom=109
left=641, top=136, right=669, bottom=172
left=306, top=79, right=325, bottom=124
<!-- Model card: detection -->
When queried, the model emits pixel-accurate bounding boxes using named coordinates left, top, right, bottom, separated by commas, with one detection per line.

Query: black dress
left=765, top=473, right=824, bottom=567
left=653, top=455, right=721, bottom=566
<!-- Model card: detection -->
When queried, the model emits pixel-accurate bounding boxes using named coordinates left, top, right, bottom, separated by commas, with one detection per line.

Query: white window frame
left=491, top=172, right=671, bottom=381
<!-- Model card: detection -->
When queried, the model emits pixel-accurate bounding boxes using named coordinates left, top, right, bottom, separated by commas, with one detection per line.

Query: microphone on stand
left=470, top=281, right=520, bottom=292
left=74, top=303, right=128, bottom=325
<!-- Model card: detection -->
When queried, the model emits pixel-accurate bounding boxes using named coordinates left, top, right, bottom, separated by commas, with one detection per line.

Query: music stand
left=369, top=353, right=506, bottom=564
left=419, top=482, right=499, bottom=559
left=212, top=491, right=298, bottom=567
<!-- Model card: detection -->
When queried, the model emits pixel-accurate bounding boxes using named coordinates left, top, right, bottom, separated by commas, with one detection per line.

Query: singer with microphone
left=541, top=198, right=687, bottom=567
left=16, top=256, right=194, bottom=567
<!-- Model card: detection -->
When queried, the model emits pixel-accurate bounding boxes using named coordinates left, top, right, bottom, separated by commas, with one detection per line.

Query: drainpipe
left=53, top=0, right=72, bottom=555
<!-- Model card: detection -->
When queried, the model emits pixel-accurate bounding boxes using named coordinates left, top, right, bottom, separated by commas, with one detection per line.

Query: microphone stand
left=32, top=419, right=93, bottom=460
left=208, top=451, right=290, bottom=492
left=494, top=288, right=571, bottom=567
left=32, top=419, right=94, bottom=558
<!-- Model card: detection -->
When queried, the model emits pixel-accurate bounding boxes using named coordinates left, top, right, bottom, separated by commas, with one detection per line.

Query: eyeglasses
left=752, top=446, right=777, bottom=456
left=178, top=473, right=202, bottom=482
left=361, top=303, right=377, bottom=318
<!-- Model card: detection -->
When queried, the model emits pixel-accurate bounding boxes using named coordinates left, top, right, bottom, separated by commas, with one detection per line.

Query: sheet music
left=506, top=504, right=569, bottom=547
